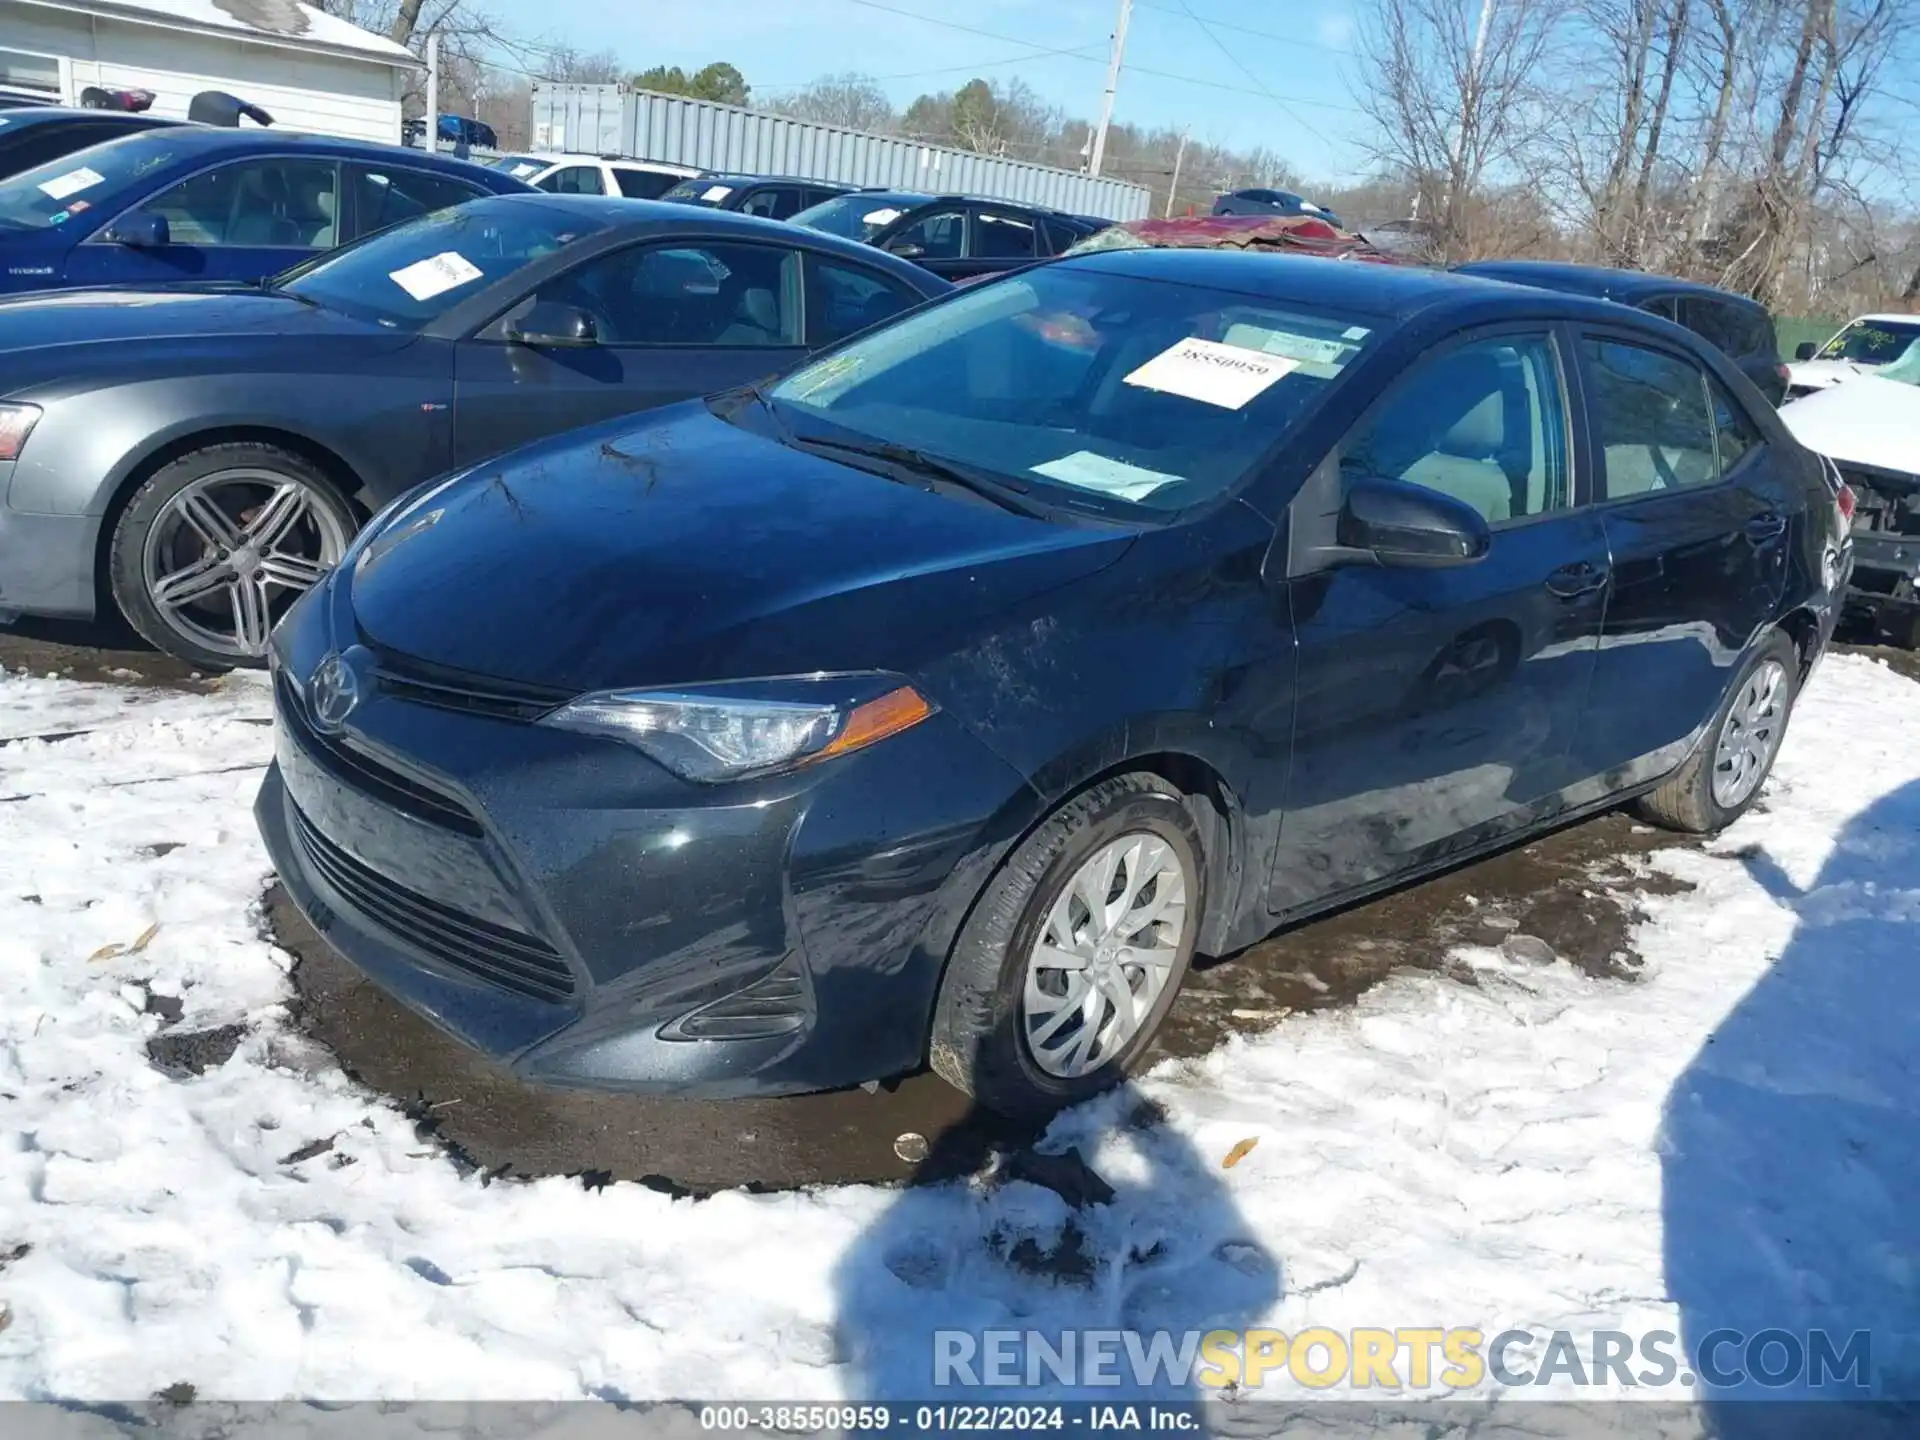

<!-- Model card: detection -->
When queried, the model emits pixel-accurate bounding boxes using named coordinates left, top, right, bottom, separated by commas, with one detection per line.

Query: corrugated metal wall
left=530, top=84, right=1152, bottom=221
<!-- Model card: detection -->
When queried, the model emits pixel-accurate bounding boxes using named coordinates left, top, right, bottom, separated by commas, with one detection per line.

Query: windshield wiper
left=789, top=433, right=1051, bottom=520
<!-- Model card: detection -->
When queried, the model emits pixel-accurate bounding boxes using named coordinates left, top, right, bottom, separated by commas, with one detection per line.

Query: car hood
left=344, top=405, right=1137, bottom=694
left=0, top=285, right=393, bottom=358
left=1779, top=373, right=1920, bottom=475
left=1785, top=357, right=1874, bottom=391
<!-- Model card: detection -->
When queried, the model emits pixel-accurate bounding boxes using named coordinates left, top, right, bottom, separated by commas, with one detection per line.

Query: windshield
left=279, top=199, right=607, bottom=330
left=767, top=262, right=1382, bottom=514
left=1879, top=346, right=1920, bottom=387
left=1818, top=318, right=1920, bottom=365
left=487, top=155, right=549, bottom=181
left=0, top=130, right=187, bottom=232
left=790, top=192, right=930, bottom=240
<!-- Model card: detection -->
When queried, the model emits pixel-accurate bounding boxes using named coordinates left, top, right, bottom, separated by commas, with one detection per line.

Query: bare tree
left=767, top=73, right=895, bottom=131
left=1352, top=0, right=1565, bottom=259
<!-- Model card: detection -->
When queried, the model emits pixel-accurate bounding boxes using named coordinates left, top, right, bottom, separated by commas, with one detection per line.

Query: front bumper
left=0, top=489, right=97, bottom=620
left=257, top=593, right=1033, bottom=1098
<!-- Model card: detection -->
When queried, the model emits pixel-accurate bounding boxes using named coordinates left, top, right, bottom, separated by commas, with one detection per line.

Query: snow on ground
left=0, top=654, right=1916, bottom=1419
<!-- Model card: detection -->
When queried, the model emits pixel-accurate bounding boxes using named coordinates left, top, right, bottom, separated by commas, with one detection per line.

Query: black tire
left=107, top=442, right=357, bottom=672
left=1634, top=630, right=1800, bottom=834
left=929, top=773, right=1206, bottom=1119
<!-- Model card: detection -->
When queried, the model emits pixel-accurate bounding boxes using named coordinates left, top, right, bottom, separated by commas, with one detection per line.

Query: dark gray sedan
left=0, top=194, right=948, bottom=667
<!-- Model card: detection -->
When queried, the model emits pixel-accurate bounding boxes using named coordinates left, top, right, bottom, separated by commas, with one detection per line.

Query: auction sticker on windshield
left=38, top=167, right=104, bottom=201
left=1032, top=450, right=1180, bottom=500
left=389, top=251, right=485, bottom=302
left=702, top=185, right=734, bottom=202
left=1124, top=337, right=1298, bottom=410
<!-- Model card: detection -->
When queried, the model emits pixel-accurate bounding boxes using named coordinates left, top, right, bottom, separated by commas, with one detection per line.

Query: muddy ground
left=5, top=619, right=1891, bottom=1193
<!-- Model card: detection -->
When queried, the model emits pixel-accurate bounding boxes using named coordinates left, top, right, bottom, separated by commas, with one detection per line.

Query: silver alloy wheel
left=1023, top=832, right=1191, bottom=1079
left=141, top=469, right=350, bottom=661
left=1710, top=659, right=1789, bottom=809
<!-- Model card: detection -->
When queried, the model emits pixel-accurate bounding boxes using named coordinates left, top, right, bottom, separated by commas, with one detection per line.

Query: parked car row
left=0, top=147, right=1864, bottom=1117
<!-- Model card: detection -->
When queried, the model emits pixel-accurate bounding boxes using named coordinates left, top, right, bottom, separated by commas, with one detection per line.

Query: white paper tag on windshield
left=388, top=251, right=484, bottom=302
left=39, top=167, right=104, bottom=201
left=1123, top=337, right=1297, bottom=410
left=862, top=207, right=902, bottom=227
left=1032, top=450, right=1181, bottom=500
left=702, top=184, right=734, bottom=202
left=511, top=162, right=542, bottom=178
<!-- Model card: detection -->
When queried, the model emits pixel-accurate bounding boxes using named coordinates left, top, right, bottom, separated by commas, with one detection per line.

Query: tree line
left=320, top=0, right=1918, bottom=317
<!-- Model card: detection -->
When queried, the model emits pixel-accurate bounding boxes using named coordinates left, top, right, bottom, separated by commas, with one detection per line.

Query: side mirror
left=1338, top=475, right=1490, bottom=567
left=884, top=240, right=925, bottom=259
left=1794, top=341, right=1817, bottom=361
left=103, top=211, right=169, bottom=248
left=507, top=301, right=598, bottom=348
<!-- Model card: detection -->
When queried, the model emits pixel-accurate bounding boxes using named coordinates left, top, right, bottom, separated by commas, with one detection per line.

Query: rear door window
left=1678, top=296, right=1761, bottom=358
left=973, top=208, right=1042, bottom=260
left=538, top=165, right=604, bottom=196
left=806, top=256, right=923, bottom=345
left=347, top=164, right=486, bottom=239
left=1582, top=338, right=1720, bottom=497
left=611, top=167, right=679, bottom=199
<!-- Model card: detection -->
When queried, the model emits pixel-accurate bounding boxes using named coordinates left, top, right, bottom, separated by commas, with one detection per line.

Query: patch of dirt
left=1155, top=810, right=1697, bottom=1058
left=1834, top=636, right=1920, bottom=685
left=145, top=1024, right=247, bottom=1079
left=0, top=619, right=215, bottom=692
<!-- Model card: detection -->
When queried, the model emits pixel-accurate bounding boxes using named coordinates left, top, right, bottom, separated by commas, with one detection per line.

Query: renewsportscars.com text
left=933, top=1326, right=1873, bottom=1392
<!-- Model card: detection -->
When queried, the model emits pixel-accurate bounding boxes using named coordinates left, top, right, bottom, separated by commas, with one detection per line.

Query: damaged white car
left=1780, top=347, right=1920, bottom=646
left=1786, top=313, right=1920, bottom=397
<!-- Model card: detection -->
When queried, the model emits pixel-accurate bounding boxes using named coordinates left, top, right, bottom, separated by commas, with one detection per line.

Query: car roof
left=1061, top=247, right=1675, bottom=327
left=0, top=106, right=177, bottom=128
left=474, top=192, right=948, bottom=272
left=1844, top=313, right=1920, bottom=326
left=693, top=173, right=851, bottom=188
left=512, top=152, right=697, bottom=171
left=96, top=124, right=515, bottom=180
left=1454, top=258, right=1766, bottom=310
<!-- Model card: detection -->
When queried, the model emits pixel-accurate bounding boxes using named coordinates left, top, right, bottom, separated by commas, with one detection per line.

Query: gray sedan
left=0, top=193, right=947, bottom=668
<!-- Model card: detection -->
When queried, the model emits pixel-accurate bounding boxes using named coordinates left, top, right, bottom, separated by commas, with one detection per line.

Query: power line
left=1133, top=0, right=1353, bottom=55
left=1169, top=0, right=1339, bottom=147
left=841, top=0, right=1101, bottom=58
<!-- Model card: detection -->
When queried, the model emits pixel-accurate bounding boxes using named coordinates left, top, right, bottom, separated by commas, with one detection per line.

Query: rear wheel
left=930, top=773, right=1204, bottom=1119
left=108, top=443, right=356, bottom=671
left=1635, top=630, right=1799, bottom=833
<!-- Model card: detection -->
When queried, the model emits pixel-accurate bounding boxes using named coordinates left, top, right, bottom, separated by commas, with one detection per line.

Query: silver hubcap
left=142, top=470, right=349, bottom=661
left=1023, top=832, right=1190, bottom=1079
left=1711, top=659, right=1788, bottom=808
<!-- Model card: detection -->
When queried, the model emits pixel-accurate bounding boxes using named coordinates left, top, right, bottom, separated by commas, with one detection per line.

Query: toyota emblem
left=308, top=649, right=364, bottom=732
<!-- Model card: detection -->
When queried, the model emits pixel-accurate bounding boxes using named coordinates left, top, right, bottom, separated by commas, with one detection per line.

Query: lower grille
left=290, top=803, right=575, bottom=1003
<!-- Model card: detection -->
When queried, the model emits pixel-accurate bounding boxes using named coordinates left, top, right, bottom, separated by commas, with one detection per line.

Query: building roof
left=19, top=0, right=419, bottom=66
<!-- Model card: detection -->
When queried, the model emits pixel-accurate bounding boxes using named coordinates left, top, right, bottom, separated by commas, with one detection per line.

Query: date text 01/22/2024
left=696, top=1405, right=1198, bottom=1433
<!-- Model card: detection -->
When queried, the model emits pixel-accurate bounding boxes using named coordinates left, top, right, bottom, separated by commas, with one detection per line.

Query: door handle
left=1545, top=561, right=1609, bottom=599
left=1746, top=510, right=1788, bottom=540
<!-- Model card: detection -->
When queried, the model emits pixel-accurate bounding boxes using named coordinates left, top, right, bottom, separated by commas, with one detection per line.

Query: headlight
left=0, top=403, right=43, bottom=461
left=539, top=673, right=934, bottom=782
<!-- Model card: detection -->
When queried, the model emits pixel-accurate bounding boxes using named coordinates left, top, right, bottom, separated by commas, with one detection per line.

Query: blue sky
left=516, top=0, right=1373, bottom=183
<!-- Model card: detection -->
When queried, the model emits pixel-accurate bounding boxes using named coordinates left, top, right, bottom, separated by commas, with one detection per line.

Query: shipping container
left=530, top=84, right=1152, bottom=221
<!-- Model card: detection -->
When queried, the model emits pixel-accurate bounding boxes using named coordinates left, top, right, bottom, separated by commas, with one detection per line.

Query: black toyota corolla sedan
left=257, top=252, right=1853, bottom=1118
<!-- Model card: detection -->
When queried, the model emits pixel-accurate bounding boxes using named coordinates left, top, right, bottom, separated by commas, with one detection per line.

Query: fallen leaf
left=87, top=943, right=126, bottom=963
left=129, top=922, right=161, bottom=954
left=1222, top=1137, right=1259, bottom=1170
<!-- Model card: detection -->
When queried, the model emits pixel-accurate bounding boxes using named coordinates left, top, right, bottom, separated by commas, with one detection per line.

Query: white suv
left=485, top=152, right=701, bottom=200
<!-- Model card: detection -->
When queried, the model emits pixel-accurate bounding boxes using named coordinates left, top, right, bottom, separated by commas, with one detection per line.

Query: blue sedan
left=0, top=126, right=531, bottom=294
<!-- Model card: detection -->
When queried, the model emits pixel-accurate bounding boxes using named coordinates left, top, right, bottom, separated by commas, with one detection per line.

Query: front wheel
left=1635, top=630, right=1799, bottom=834
left=108, top=442, right=357, bottom=670
left=930, top=773, right=1205, bottom=1119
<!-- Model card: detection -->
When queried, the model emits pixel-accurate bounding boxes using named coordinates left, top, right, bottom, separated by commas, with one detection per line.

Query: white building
left=0, top=0, right=417, bottom=143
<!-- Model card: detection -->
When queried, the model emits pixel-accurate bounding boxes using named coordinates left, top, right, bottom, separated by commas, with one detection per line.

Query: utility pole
left=1164, top=126, right=1190, bottom=217
left=1088, top=0, right=1132, bottom=178
left=424, top=29, right=440, bottom=153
